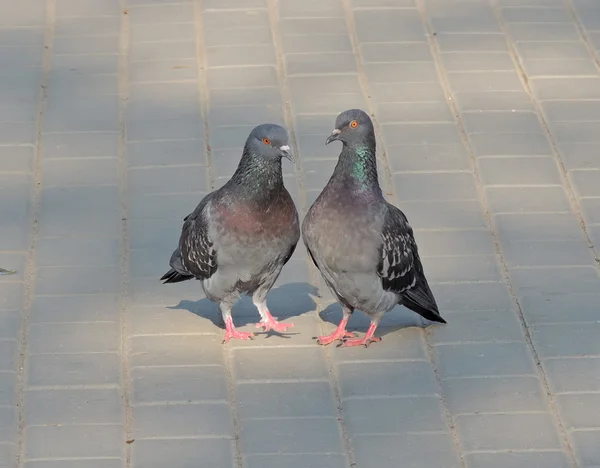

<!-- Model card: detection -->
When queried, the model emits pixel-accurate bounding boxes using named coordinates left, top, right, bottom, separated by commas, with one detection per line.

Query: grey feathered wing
left=160, top=194, right=217, bottom=284
left=377, top=204, right=446, bottom=324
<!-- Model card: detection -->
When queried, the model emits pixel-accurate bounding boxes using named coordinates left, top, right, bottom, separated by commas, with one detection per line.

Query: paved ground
left=2, top=0, right=600, bottom=467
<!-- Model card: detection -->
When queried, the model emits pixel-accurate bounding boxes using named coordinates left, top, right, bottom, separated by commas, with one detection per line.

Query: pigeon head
left=246, top=124, right=294, bottom=163
left=326, top=109, right=375, bottom=146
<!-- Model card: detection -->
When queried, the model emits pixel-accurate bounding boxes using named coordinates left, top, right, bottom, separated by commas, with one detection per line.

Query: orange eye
left=350, top=120, right=358, bottom=128
left=263, top=138, right=271, bottom=145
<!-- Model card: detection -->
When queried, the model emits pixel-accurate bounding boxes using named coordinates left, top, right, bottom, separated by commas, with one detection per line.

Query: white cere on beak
left=279, top=145, right=290, bottom=152
left=331, top=129, right=341, bottom=135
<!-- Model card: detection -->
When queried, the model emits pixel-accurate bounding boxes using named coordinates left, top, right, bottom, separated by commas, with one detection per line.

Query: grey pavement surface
left=1, top=0, right=600, bottom=467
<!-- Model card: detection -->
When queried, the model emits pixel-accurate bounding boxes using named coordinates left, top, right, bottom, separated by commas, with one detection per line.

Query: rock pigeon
left=161, top=124, right=300, bottom=343
left=302, top=109, right=446, bottom=347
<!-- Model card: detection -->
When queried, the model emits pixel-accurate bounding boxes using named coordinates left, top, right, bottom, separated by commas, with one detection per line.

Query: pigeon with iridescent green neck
left=302, top=109, right=446, bottom=347
left=161, top=124, right=300, bottom=343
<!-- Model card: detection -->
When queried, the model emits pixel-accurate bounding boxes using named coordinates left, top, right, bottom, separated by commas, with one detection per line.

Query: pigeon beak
left=326, top=129, right=341, bottom=145
left=279, top=145, right=294, bottom=162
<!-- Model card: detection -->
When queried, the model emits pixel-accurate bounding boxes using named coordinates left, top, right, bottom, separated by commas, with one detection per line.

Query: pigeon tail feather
left=160, top=267, right=194, bottom=284
left=401, top=281, right=446, bottom=324
left=161, top=248, right=194, bottom=283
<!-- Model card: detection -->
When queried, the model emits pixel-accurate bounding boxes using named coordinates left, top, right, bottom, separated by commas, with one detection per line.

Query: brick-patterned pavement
left=1, top=0, right=600, bottom=467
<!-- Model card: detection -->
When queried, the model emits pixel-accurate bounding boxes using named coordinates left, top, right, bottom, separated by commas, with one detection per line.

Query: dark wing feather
left=377, top=205, right=445, bottom=323
left=177, top=193, right=218, bottom=280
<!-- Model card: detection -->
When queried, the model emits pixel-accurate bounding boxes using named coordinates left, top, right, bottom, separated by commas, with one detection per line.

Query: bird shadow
left=318, top=302, right=440, bottom=338
left=167, top=281, right=318, bottom=338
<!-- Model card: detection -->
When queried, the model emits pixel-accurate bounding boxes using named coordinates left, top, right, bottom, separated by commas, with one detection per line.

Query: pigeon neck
left=335, top=140, right=379, bottom=191
left=231, top=149, right=284, bottom=198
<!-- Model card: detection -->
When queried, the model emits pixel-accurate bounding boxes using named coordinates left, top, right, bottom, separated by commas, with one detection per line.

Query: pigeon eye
left=263, top=138, right=271, bottom=145
left=350, top=120, right=358, bottom=128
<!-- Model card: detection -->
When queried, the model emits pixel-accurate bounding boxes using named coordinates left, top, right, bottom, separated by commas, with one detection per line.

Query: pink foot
left=222, top=317, right=255, bottom=343
left=340, top=322, right=381, bottom=348
left=317, top=317, right=355, bottom=346
left=317, top=330, right=356, bottom=346
left=255, top=310, right=294, bottom=333
left=341, top=336, right=382, bottom=348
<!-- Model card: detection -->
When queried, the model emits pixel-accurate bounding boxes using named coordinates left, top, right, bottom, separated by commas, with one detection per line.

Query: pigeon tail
left=401, top=280, right=446, bottom=324
left=160, top=268, right=194, bottom=284
left=161, top=248, right=195, bottom=283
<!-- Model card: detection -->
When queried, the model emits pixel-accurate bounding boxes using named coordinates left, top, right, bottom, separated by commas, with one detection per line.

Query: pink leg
left=341, top=322, right=382, bottom=348
left=317, top=316, right=356, bottom=346
left=255, top=309, right=294, bottom=333
left=223, top=316, right=255, bottom=343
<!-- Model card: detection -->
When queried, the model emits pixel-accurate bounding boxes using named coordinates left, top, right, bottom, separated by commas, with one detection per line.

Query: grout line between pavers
left=15, top=1, right=56, bottom=467
left=418, top=1, right=579, bottom=467
left=118, top=2, right=134, bottom=467
left=195, top=2, right=244, bottom=467
left=193, top=0, right=215, bottom=191
left=337, top=0, right=469, bottom=466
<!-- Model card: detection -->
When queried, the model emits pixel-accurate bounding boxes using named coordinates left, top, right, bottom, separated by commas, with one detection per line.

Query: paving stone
left=457, top=412, right=562, bottom=451
left=446, top=70, right=523, bottom=92
left=421, top=255, right=501, bottom=283
left=365, top=62, right=439, bottom=84
left=519, top=293, right=600, bottom=324
left=376, top=102, right=454, bottom=123
left=244, top=453, right=347, bottom=468
left=454, top=90, right=534, bottom=112
left=344, top=396, right=447, bottom=435
left=510, top=266, right=599, bottom=295
left=0, top=311, right=21, bottom=341
left=441, top=52, right=515, bottom=72
left=239, top=417, right=343, bottom=454
left=133, top=403, right=233, bottom=438
left=27, top=353, right=121, bottom=387
left=24, top=388, right=123, bottom=425
left=0, top=371, right=16, bottom=407
left=353, top=433, right=459, bottom=468
left=429, top=309, right=524, bottom=345
left=131, top=439, right=235, bottom=468
left=400, top=200, right=488, bottom=230
left=495, top=213, right=586, bottom=242
left=130, top=334, right=223, bottom=367
left=30, top=294, right=120, bottom=323
left=337, top=361, right=439, bottom=398
left=0, top=284, right=24, bottom=312
left=132, top=365, right=228, bottom=403
left=558, top=393, right=600, bottom=429
left=435, top=342, right=536, bottom=378
left=126, top=304, right=220, bottom=336
left=0, top=406, right=17, bottom=442
left=485, top=186, right=571, bottom=213
left=237, top=381, right=337, bottom=419
left=572, top=429, right=600, bottom=468
left=232, top=347, right=329, bottom=381
left=502, top=240, right=592, bottom=267
left=532, top=323, right=600, bottom=358
left=24, top=424, right=123, bottom=459
left=25, top=461, right=124, bottom=468
left=559, top=142, right=600, bottom=170
left=465, top=451, right=570, bottom=468
left=442, top=375, right=547, bottom=414
left=38, top=186, right=121, bottom=238
left=545, top=357, right=600, bottom=393
left=28, top=322, right=120, bottom=354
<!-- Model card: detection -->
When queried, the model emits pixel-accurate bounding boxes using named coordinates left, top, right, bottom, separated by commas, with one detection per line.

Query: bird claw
left=222, top=329, right=255, bottom=343
left=340, top=336, right=382, bottom=348
left=317, top=331, right=356, bottom=346
left=255, top=318, right=295, bottom=333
